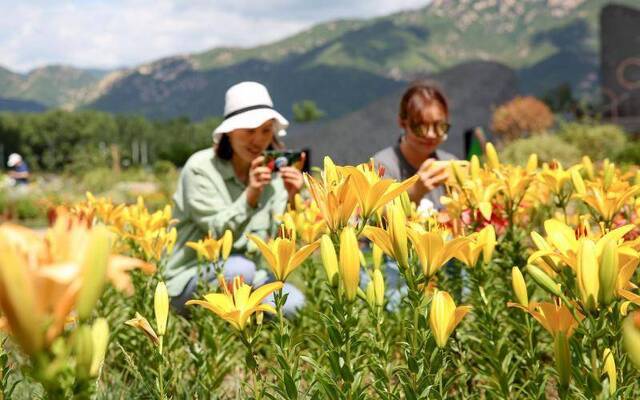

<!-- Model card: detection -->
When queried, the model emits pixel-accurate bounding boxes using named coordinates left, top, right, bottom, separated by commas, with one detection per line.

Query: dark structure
left=601, top=4, right=640, bottom=133
left=286, top=61, right=517, bottom=166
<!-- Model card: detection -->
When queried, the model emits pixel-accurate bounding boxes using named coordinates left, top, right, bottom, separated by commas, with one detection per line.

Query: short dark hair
left=399, top=81, right=449, bottom=124
left=215, top=132, right=283, bottom=160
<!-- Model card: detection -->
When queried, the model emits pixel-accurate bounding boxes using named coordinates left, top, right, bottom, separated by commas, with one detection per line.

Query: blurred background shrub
left=491, top=96, right=555, bottom=143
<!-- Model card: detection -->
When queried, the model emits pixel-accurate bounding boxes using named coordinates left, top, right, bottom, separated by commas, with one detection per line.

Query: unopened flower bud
left=511, top=267, right=528, bottom=307
left=526, top=264, right=562, bottom=298
left=599, top=239, right=619, bottom=306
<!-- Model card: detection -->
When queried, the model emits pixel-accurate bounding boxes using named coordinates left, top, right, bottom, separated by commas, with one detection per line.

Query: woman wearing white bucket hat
left=166, top=81, right=306, bottom=316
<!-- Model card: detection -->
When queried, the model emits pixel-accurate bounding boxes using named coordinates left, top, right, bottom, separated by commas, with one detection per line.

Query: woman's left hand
left=280, top=152, right=306, bottom=200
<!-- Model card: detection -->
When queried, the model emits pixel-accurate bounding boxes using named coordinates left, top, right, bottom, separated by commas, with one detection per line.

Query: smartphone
left=263, top=150, right=303, bottom=172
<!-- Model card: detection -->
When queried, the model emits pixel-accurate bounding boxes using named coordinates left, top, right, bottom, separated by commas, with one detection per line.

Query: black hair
left=215, top=131, right=283, bottom=160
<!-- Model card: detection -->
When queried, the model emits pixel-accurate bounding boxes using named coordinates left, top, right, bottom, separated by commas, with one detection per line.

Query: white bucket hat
left=7, top=153, right=22, bottom=168
left=212, top=81, right=289, bottom=143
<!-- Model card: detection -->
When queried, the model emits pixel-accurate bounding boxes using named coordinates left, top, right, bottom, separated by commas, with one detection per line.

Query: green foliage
left=557, top=121, right=628, bottom=161
left=292, top=100, right=326, bottom=123
left=615, top=139, right=640, bottom=165
left=0, top=189, right=6, bottom=214
left=542, top=83, right=576, bottom=113
left=0, top=111, right=222, bottom=172
left=500, top=134, right=581, bottom=166
left=80, top=167, right=119, bottom=194
left=14, top=196, right=43, bottom=220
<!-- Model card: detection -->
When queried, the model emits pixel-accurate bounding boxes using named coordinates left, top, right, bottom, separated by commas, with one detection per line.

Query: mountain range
left=0, top=0, right=637, bottom=121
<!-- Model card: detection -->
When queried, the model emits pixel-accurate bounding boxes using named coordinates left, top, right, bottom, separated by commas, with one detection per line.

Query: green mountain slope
left=1, top=0, right=637, bottom=117
left=0, top=65, right=108, bottom=107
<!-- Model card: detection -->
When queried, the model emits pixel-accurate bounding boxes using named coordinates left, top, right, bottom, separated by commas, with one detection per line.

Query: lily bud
left=451, top=161, right=465, bottom=186
left=604, top=163, right=615, bottom=190
left=470, top=155, right=481, bottom=180
left=320, top=235, right=339, bottom=287
left=339, top=227, right=360, bottom=301
left=388, top=203, right=409, bottom=269
left=577, top=239, right=599, bottom=311
left=221, top=229, right=233, bottom=260
left=365, top=281, right=376, bottom=308
left=74, top=324, right=94, bottom=379
left=398, top=191, right=413, bottom=218
left=511, top=267, right=529, bottom=307
left=582, top=156, right=594, bottom=179
left=526, top=153, right=538, bottom=173
left=599, top=239, right=619, bottom=306
left=154, top=281, right=169, bottom=336
left=429, top=289, right=471, bottom=348
left=372, top=269, right=385, bottom=307
left=485, top=143, right=500, bottom=170
left=480, top=225, right=496, bottom=264
left=526, top=264, right=563, bottom=297
left=90, top=318, right=109, bottom=377
left=372, top=244, right=383, bottom=270
left=602, top=348, right=617, bottom=395
left=571, top=169, right=586, bottom=195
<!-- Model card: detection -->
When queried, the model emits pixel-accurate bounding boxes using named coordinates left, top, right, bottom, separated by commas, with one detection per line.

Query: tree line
left=0, top=110, right=222, bottom=172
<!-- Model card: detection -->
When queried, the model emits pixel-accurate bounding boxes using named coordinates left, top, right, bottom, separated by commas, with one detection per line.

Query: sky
left=1, top=0, right=430, bottom=73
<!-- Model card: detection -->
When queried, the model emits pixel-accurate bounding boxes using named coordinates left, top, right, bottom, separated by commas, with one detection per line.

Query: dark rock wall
left=286, top=61, right=518, bottom=166
left=600, top=4, right=640, bottom=120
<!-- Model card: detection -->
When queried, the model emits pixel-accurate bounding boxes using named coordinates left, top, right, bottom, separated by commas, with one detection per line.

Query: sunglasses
left=408, top=121, right=451, bottom=138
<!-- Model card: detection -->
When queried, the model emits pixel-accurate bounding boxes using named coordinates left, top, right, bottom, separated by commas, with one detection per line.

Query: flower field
left=2, top=144, right=640, bottom=399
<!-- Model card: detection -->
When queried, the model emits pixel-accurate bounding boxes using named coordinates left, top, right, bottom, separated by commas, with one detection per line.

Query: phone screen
left=263, top=150, right=303, bottom=172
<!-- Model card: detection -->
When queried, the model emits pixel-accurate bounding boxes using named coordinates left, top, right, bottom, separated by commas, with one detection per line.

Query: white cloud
left=0, top=0, right=430, bottom=73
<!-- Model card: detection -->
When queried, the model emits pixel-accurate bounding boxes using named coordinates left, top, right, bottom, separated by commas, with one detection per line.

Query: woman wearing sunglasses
left=373, top=81, right=456, bottom=212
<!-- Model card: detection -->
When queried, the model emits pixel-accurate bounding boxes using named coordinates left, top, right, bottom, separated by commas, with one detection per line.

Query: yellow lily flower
left=305, top=157, right=358, bottom=232
left=187, top=230, right=234, bottom=263
left=362, top=202, right=409, bottom=269
left=530, top=220, right=640, bottom=310
left=496, top=165, right=535, bottom=207
left=343, top=159, right=418, bottom=220
left=248, top=233, right=320, bottom=281
left=0, top=215, right=152, bottom=356
left=278, top=195, right=327, bottom=244
left=509, top=300, right=583, bottom=338
left=339, top=227, right=361, bottom=301
left=573, top=165, right=640, bottom=222
left=539, top=161, right=582, bottom=197
left=429, top=289, right=472, bottom=348
left=187, top=276, right=283, bottom=331
left=453, top=225, right=496, bottom=267
left=407, top=227, right=468, bottom=279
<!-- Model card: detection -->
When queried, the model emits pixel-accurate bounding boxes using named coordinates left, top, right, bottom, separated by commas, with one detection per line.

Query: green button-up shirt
left=165, top=148, right=289, bottom=296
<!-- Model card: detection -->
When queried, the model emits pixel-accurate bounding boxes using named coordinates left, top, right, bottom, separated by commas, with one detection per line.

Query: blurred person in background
left=373, top=82, right=456, bottom=213
left=166, top=81, right=306, bottom=316
left=7, top=153, right=30, bottom=185
left=371, top=82, right=458, bottom=309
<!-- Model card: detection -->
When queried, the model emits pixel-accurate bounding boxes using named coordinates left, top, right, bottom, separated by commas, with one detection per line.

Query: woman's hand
left=407, top=158, right=449, bottom=203
left=280, top=152, right=306, bottom=201
left=246, top=156, right=273, bottom=208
